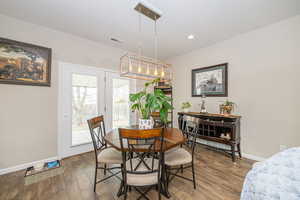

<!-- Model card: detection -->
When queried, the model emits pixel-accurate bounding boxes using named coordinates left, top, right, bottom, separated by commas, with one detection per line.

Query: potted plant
left=130, top=78, right=173, bottom=129
left=181, top=102, right=192, bottom=113
left=220, top=100, right=235, bottom=115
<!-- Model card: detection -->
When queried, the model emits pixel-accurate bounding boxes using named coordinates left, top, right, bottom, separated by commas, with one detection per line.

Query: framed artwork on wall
left=0, top=37, right=52, bottom=86
left=192, top=63, right=228, bottom=97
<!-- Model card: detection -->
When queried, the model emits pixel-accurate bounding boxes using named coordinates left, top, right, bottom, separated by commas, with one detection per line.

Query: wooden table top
left=104, top=126, right=186, bottom=152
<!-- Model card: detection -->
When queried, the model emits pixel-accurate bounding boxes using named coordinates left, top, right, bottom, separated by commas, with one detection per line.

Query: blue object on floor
left=47, top=161, right=59, bottom=168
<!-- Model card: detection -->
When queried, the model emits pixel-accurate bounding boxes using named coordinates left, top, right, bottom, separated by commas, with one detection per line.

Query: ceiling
left=0, top=0, right=299, bottom=59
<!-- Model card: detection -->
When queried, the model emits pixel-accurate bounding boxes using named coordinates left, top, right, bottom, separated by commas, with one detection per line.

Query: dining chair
left=178, top=115, right=186, bottom=136
left=118, top=127, right=164, bottom=200
left=178, top=115, right=194, bottom=142
left=165, top=116, right=198, bottom=189
left=87, top=115, right=123, bottom=192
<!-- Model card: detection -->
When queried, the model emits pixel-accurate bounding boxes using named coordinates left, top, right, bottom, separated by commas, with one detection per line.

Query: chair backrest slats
left=183, top=116, right=199, bottom=155
left=87, top=115, right=107, bottom=164
left=118, top=128, right=164, bottom=177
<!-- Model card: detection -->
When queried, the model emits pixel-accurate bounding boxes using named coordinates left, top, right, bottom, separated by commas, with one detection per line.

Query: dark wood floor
left=0, top=146, right=254, bottom=200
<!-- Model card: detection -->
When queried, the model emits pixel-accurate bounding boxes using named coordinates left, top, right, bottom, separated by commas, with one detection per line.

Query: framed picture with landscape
left=192, top=63, right=228, bottom=97
left=0, top=37, right=51, bottom=86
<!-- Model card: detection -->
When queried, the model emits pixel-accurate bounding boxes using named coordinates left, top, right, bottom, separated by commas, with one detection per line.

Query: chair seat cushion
left=165, top=146, right=180, bottom=154
left=165, top=148, right=192, bottom=166
left=97, top=147, right=122, bottom=164
left=126, top=158, right=159, bottom=186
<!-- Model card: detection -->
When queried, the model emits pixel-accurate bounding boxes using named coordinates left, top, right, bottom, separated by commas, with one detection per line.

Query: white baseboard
left=0, top=156, right=58, bottom=176
left=242, top=153, right=266, bottom=162
left=195, top=138, right=266, bottom=162
left=0, top=152, right=265, bottom=176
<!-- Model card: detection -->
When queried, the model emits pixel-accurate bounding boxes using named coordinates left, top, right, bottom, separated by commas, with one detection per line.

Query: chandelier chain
left=138, top=7, right=142, bottom=60
left=154, top=17, right=158, bottom=62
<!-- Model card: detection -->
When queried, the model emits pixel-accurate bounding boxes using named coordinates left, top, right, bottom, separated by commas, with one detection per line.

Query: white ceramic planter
left=183, top=108, right=190, bottom=113
left=139, top=119, right=154, bottom=129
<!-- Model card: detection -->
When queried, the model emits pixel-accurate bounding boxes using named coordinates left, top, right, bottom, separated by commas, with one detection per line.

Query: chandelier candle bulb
left=154, top=68, right=158, bottom=76
left=120, top=53, right=172, bottom=81
left=161, top=69, right=165, bottom=77
left=129, top=60, right=133, bottom=72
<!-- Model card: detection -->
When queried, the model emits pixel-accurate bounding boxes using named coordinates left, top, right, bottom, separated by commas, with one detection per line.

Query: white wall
left=168, top=15, right=300, bottom=158
left=1, top=13, right=299, bottom=170
left=0, top=14, right=126, bottom=169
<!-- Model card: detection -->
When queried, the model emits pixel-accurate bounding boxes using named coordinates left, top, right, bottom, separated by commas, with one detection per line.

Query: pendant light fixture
left=120, top=0, right=172, bottom=82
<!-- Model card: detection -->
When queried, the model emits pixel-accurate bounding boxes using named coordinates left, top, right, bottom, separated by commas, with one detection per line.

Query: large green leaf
left=129, top=78, right=173, bottom=123
left=131, top=103, right=139, bottom=111
left=163, top=101, right=173, bottom=110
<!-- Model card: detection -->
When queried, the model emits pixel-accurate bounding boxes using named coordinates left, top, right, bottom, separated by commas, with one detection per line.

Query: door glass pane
left=72, top=74, right=97, bottom=146
left=112, top=78, right=130, bottom=128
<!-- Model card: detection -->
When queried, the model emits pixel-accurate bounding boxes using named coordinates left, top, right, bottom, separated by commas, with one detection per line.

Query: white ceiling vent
left=110, top=37, right=122, bottom=43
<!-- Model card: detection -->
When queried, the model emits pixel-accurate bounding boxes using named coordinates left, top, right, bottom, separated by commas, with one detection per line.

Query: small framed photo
left=0, top=37, right=51, bottom=86
left=192, top=63, right=228, bottom=97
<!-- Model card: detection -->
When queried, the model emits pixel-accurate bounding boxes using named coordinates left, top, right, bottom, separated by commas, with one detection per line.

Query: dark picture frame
left=0, top=37, right=52, bottom=86
left=192, top=63, right=228, bottom=97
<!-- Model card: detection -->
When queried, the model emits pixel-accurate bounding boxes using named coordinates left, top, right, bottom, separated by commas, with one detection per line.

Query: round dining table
left=104, top=126, right=186, bottom=198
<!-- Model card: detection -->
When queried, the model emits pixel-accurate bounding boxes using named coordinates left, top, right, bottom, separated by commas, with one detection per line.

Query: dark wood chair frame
left=118, top=128, right=164, bottom=200
left=166, top=117, right=198, bottom=189
left=87, top=116, right=122, bottom=192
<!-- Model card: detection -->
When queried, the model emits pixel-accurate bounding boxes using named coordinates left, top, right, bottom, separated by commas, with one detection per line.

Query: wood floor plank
left=0, top=146, right=254, bottom=200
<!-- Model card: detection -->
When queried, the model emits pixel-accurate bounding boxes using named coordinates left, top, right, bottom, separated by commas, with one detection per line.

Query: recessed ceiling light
left=187, top=34, right=195, bottom=40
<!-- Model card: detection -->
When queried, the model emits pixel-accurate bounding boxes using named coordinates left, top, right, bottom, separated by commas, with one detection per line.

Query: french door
left=58, top=62, right=135, bottom=158
left=105, top=72, right=136, bottom=131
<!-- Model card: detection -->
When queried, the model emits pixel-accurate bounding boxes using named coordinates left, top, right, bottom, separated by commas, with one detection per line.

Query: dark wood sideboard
left=178, top=112, right=241, bottom=162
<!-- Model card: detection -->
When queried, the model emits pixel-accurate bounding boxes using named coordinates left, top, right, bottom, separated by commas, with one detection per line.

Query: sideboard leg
left=231, top=144, right=236, bottom=162
left=237, top=143, right=242, bottom=158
